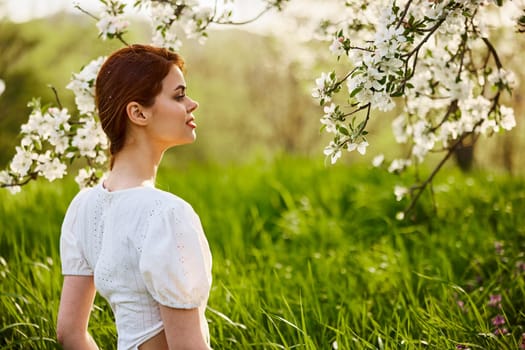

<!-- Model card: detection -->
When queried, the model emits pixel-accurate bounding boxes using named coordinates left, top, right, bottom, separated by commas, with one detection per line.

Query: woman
left=56, top=44, right=212, bottom=350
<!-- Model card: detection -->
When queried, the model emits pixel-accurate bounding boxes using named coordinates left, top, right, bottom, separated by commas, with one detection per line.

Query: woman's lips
left=186, top=117, right=196, bottom=128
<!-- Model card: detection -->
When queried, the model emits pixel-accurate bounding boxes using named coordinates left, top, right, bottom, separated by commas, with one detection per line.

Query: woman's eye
left=175, top=95, right=185, bottom=101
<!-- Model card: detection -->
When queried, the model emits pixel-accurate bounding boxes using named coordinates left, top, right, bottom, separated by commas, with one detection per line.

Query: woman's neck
left=103, top=142, right=164, bottom=192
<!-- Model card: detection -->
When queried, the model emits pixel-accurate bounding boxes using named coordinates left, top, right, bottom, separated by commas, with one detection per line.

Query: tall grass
left=1, top=156, right=524, bottom=349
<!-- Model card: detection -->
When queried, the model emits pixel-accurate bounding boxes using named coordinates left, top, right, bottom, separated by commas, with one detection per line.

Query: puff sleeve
left=60, top=191, right=93, bottom=275
left=139, top=200, right=212, bottom=309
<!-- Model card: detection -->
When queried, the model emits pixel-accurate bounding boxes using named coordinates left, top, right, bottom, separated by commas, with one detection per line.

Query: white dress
left=60, top=183, right=212, bottom=350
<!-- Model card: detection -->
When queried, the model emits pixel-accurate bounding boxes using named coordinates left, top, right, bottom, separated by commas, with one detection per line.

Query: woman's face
left=143, top=65, right=199, bottom=149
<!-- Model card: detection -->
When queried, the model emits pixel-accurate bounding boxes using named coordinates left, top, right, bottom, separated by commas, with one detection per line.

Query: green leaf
left=391, top=90, right=404, bottom=97
left=338, top=126, right=350, bottom=136
left=350, top=86, right=363, bottom=98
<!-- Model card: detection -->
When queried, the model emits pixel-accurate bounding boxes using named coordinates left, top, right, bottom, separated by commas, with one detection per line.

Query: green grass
left=1, top=156, right=524, bottom=349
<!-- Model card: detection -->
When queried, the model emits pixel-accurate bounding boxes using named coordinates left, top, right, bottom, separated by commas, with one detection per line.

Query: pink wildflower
left=488, top=294, right=502, bottom=308
left=491, top=314, right=505, bottom=327
left=493, top=327, right=508, bottom=336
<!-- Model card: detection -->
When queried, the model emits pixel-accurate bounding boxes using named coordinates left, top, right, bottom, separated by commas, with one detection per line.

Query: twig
left=396, top=0, right=414, bottom=30
left=430, top=100, right=458, bottom=133
left=403, top=118, right=483, bottom=216
left=402, top=16, right=447, bottom=59
left=341, top=103, right=370, bottom=119
left=48, top=85, right=62, bottom=109
left=0, top=172, right=38, bottom=188
left=482, top=37, right=502, bottom=69
left=74, top=4, right=99, bottom=21
left=357, top=103, right=371, bottom=135
left=403, top=137, right=462, bottom=215
left=214, top=7, right=270, bottom=26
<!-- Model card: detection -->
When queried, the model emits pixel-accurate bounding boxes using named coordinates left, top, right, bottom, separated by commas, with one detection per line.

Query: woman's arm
left=56, top=275, right=99, bottom=350
left=159, top=306, right=211, bottom=350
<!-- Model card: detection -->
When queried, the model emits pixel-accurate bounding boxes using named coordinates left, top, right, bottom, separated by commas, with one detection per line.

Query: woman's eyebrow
left=173, top=85, right=186, bottom=93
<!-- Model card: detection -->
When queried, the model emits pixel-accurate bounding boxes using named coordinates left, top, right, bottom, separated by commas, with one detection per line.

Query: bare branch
left=214, top=7, right=271, bottom=26
left=396, top=0, right=414, bottom=30
left=48, top=85, right=63, bottom=109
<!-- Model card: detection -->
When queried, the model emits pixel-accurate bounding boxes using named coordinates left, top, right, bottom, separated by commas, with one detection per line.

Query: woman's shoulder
left=66, top=185, right=98, bottom=210
left=142, top=187, right=194, bottom=213
left=151, top=188, right=193, bottom=211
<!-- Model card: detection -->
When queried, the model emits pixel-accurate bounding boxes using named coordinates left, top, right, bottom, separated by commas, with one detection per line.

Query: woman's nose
left=188, top=98, right=198, bottom=113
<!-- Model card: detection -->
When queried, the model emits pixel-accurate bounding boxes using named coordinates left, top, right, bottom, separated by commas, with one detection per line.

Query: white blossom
left=324, top=141, right=342, bottom=164
left=148, top=0, right=211, bottom=51
left=499, top=105, right=516, bottom=130
left=149, top=1, right=176, bottom=25
left=320, top=118, right=337, bottom=134
left=21, top=108, right=45, bottom=136
left=36, top=157, right=67, bottom=182
left=184, top=5, right=213, bottom=38
left=323, top=103, right=336, bottom=116
left=0, top=170, right=10, bottom=184
left=10, top=147, right=33, bottom=177
left=329, top=37, right=344, bottom=56
left=394, top=185, right=409, bottom=201
left=75, top=167, right=97, bottom=188
left=72, top=117, right=108, bottom=158
left=49, top=135, right=70, bottom=155
left=372, top=154, right=384, bottom=167
left=388, top=158, right=412, bottom=173
left=374, top=12, right=405, bottom=58
left=152, top=28, right=183, bottom=52
left=320, top=103, right=338, bottom=133
left=347, top=141, right=368, bottom=155
left=67, top=56, right=105, bottom=115
left=312, top=72, right=335, bottom=102
left=448, top=77, right=474, bottom=101
left=411, top=120, right=436, bottom=163
left=371, top=92, right=395, bottom=112
left=392, top=116, right=409, bottom=144
left=439, top=121, right=459, bottom=146
left=0, top=170, right=18, bottom=194
left=20, top=106, right=72, bottom=154
left=487, top=68, right=518, bottom=89
left=459, top=95, right=491, bottom=133
left=479, top=118, right=498, bottom=134
left=149, top=0, right=182, bottom=51
left=96, top=13, right=129, bottom=40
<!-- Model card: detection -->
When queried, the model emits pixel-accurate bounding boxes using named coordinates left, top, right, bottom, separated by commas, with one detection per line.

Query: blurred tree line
left=0, top=12, right=523, bottom=173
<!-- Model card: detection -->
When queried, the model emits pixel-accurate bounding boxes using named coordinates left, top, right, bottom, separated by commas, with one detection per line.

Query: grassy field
left=1, top=156, right=524, bottom=349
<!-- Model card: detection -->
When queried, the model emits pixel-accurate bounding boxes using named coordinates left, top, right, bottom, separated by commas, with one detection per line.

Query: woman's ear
left=126, top=102, right=149, bottom=126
